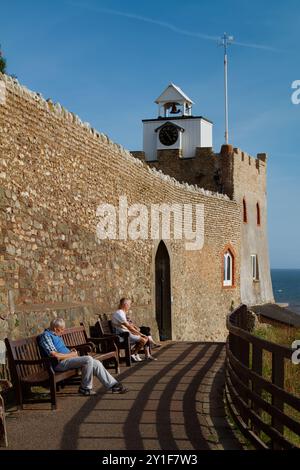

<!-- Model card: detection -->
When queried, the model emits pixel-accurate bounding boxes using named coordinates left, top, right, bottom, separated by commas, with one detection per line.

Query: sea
left=271, top=269, right=300, bottom=315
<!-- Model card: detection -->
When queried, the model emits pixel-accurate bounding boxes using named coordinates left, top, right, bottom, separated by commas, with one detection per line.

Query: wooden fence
left=225, top=304, right=300, bottom=449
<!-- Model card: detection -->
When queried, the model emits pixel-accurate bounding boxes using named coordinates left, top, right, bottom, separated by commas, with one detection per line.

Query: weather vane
left=219, top=33, right=234, bottom=145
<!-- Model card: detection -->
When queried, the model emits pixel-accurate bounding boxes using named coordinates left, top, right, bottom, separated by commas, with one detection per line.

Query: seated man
left=38, top=318, right=128, bottom=395
left=112, top=298, right=157, bottom=361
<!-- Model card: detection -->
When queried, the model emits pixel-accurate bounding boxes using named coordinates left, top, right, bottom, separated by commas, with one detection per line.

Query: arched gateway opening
left=155, top=241, right=172, bottom=340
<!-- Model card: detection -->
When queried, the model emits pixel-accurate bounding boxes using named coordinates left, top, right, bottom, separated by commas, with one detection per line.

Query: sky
left=1, top=0, right=300, bottom=268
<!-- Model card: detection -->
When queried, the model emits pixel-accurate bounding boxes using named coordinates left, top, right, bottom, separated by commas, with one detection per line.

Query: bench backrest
left=61, top=326, right=88, bottom=347
left=98, top=314, right=113, bottom=336
left=5, top=336, right=45, bottom=381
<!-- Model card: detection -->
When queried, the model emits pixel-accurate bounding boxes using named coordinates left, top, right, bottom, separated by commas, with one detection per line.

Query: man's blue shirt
left=38, top=329, right=70, bottom=357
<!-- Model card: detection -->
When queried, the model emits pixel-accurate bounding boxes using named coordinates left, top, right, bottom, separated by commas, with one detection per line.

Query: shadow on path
left=59, top=342, right=242, bottom=450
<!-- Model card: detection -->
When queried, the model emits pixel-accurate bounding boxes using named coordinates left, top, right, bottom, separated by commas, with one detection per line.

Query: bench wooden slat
left=69, top=325, right=120, bottom=374
left=5, top=336, right=78, bottom=410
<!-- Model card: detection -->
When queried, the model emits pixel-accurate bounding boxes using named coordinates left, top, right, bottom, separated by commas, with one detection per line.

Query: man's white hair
left=50, top=318, right=65, bottom=330
left=119, top=298, right=131, bottom=308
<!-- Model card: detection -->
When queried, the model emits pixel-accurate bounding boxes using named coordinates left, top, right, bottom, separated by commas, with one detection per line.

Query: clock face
left=159, top=124, right=179, bottom=146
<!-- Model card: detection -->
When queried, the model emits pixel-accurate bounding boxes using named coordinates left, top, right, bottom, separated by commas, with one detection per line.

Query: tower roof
left=155, top=83, right=194, bottom=105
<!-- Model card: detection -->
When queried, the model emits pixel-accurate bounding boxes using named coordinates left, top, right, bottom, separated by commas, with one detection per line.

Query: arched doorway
left=155, top=241, right=171, bottom=340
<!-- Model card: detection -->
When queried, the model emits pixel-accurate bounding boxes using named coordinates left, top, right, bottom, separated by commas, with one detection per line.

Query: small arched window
left=243, top=198, right=247, bottom=223
left=223, top=250, right=234, bottom=286
left=256, top=203, right=261, bottom=226
left=251, top=254, right=259, bottom=281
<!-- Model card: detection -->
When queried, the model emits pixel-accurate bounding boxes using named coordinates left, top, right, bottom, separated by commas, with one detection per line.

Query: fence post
left=251, top=344, right=263, bottom=436
left=271, top=352, right=284, bottom=449
left=236, top=306, right=250, bottom=427
left=239, top=304, right=248, bottom=331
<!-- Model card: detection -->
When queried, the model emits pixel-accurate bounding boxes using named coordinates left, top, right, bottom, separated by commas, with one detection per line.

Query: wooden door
left=155, top=241, right=171, bottom=340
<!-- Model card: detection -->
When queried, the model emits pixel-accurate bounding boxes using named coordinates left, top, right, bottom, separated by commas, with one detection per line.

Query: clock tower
left=142, top=83, right=213, bottom=161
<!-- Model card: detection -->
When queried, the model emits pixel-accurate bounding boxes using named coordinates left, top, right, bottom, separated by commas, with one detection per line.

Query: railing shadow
left=60, top=342, right=242, bottom=450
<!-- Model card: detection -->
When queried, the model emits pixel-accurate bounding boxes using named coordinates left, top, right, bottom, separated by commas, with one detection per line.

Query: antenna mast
left=220, top=33, right=234, bottom=145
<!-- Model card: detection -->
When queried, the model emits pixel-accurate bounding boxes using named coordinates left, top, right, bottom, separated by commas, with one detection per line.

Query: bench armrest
left=102, top=332, right=130, bottom=339
left=118, top=331, right=130, bottom=339
left=88, top=336, right=116, bottom=344
left=99, top=333, right=130, bottom=349
left=68, top=343, right=95, bottom=355
left=88, top=336, right=118, bottom=354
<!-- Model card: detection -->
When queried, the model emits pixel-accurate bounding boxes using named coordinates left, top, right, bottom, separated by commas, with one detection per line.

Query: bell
left=170, top=103, right=180, bottom=114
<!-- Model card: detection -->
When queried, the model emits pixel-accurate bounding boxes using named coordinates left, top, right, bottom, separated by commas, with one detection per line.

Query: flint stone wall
left=0, top=74, right=241, bottom=341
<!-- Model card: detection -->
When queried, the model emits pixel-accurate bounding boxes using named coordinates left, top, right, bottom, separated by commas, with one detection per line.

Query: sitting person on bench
left=38, top=318, right=128, bottom=395
left=112, top=298, right=157, bottom=361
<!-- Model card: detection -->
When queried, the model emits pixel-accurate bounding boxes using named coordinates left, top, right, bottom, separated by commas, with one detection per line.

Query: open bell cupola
left=142, top=83, right=213, bottom=161
left=155, top=82, right=194, bottom=117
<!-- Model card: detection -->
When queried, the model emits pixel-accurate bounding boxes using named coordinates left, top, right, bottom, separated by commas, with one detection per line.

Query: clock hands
left=164, top=129, right=172, bottom=142
left=159, top=125, right=178, bottom=146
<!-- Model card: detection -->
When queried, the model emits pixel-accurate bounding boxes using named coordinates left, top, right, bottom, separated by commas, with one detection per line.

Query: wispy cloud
left=233, top=40, right=279, bottom=52
left=69, top=2, right=281, bottom=52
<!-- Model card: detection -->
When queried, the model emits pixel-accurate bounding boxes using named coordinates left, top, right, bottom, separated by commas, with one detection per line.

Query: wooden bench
left=96, top=314, right=153, bottom=363
left=5, top=326, right=119, bottom=410
left=5, top=335, right=78, bottom=410
left=62, top=325, right=119, bottom=374
left=91, top=315, right=132, bottom=367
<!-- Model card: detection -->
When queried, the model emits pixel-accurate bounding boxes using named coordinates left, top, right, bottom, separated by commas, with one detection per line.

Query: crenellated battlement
left=232, top=147, right=267, bottom=171
left=232, top=146, right=266, bottom=191
left=219, top=145, right=268, bottom=200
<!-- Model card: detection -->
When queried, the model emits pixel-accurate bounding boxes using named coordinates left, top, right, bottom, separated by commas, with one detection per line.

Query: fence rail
left=225, top=304, right=300, bottom=449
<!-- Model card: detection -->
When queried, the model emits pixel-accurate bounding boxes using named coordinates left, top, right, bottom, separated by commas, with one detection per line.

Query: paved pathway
left=4, top=342, right=243, bottom=450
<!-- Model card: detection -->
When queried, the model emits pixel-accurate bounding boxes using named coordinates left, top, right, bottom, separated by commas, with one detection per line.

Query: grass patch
left=254, top=323, right=300, bottom=349
left=223, top=394, right=254, bottom=450
left=252, top=321, right=300, bottom=447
